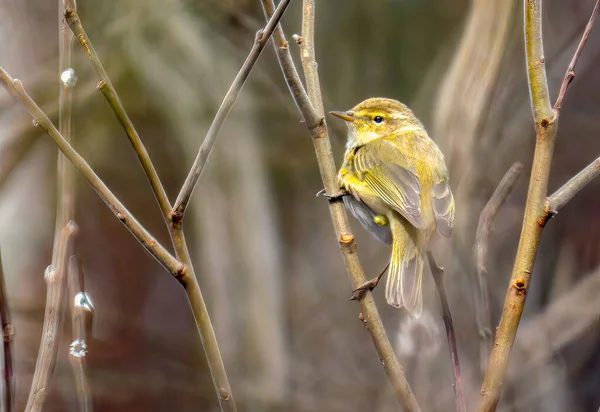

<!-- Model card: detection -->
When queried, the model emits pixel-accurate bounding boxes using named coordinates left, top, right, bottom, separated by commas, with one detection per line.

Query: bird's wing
left=432, top=179, right=454, bottom=236
left=343, top=195, right=392, bottom=244
left=353, top=139, right=424, bottom=229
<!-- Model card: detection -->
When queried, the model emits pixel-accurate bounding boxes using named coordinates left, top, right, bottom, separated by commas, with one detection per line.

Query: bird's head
left=330, top=97, right=422, bottom=147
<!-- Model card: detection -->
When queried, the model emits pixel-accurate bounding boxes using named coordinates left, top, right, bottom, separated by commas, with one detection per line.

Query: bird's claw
left=316, top=188, right=348, bottom=201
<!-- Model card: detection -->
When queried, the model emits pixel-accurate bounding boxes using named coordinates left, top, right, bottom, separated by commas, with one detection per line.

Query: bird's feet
left=316, top=188, right=349, bottom=202
left=350, top=263, right=389, bottom=301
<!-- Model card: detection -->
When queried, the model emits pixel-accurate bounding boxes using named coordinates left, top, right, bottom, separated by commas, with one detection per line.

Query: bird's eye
left=373, top=116, right=384, bottom=124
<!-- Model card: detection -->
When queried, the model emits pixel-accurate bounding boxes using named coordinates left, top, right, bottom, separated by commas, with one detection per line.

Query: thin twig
left=426, top=251, right=466, bottom=412
left=0, top=67, right=184, bottom=278
left=554, top=0, right=600, bottom=110
left=547, top=157, right=600, bottom=214
left=64, top=8, right=172, bottom=222
left=261, top=0, right=420, bottom=409
left=25, top=222, right=78, bottom=412
left=0, top=251, right=14, bottom=412
left=475, top=162, right=522, bottom=374
left=67, top=256, right=94, bottom=412
left=479, top=1, right=599, bottom=410
left=172, top=0, right=293, bottom=222
left=53, top=0, right=77, bottom=276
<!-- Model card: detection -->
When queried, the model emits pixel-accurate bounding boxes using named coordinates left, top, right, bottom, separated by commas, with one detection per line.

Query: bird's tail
left=386, top=218, right=424, bottom=318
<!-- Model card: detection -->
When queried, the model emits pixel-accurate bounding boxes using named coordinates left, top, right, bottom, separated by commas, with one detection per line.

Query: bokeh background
left=1, top=0, right=600, bottom=411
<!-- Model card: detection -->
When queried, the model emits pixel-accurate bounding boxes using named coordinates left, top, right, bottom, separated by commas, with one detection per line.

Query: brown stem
left=554, top=0, right=600, bottom=110
left=0, top=251, right=14, bottom=412
left=0, top=67, right=183, bottom=278
left=474, top=162, right=522, bottom=373
left=25, top=222, right=78, bottom=412
left=477, top=0, right=600, bottom=409
left=64, top=8, right=172, bottom=221
left=172, top=0, right=293, bottom=222
left=67, top=256, right=94, bottom=412
left=426, top=252, right=466, bottom=412
left=261, top=0, right=420, bottom=409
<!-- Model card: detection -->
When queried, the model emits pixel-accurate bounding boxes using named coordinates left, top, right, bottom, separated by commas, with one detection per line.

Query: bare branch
left=547, top=157, right=600, bottom=214
left=426, top=252, right=466, bottom=412
left=167, top=228, right=237, bottom=411
left=478, top=0, right=598, bottom=408
left=172, top=0, right=293, bottom=222
left=64, top=8, right=172, bottom=222
left=259, top=0, right=420, bottom=409
left=0, top=251, right=14, bottom=412
left=25, top=222, right=78, bottom=412
left=475, top=162, right=522, bottom=373
left=67, top=256, right=94, bottom=412
left=554, top=0, right=600, bottom=110
left=0, top=67, right=184, bottom=278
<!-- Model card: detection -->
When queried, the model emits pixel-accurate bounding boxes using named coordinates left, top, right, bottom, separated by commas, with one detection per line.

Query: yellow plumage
left=331, top=98, right=454, bottom=318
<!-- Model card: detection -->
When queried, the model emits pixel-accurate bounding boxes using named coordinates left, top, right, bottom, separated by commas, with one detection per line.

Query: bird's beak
left=329, top=110, right=355, bottom=122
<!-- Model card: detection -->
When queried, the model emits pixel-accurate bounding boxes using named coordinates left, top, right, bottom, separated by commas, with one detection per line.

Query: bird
left=330, top=97, right=454, bottom=318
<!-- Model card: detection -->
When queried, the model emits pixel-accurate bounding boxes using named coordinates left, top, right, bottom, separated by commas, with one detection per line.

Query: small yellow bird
left=330, top=97, right=454, bottom=318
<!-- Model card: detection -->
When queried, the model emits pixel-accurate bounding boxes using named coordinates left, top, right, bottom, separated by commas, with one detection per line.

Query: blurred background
left=1, top=0, right=600, bottom=411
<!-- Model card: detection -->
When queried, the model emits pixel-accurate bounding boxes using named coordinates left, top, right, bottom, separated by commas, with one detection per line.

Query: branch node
left=339, top=233, right=354, bottom=245
left=218, top=387, right=231, bottom=401
left=512, top=277, right=527, bottom=294
left=292, top=34, right=303, bottom=45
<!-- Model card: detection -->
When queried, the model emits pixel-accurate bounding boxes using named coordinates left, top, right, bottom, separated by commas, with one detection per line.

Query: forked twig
left=172, top=0, right=293, bottom=222
left=0, top=251, right=14, bottom=412
left=68, top=256, right=94, bottom=412
left=479, top=1, right=600, bottom=410
left=64, top=5, right=172, bottom=221
left=426, top=252, right=466, bottom=412
left=475, top=162, right=522, bottom=373
left=25, top=222, right=78, bottom=412
left=261, top=0, right=420, bottom=409
left=0, top=67, right=183, bottom=278
left=554, top=0, right=600, bottom=110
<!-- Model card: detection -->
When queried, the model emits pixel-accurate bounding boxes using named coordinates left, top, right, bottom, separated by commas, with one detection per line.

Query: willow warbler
left=330, top=97, right=454, bottom=318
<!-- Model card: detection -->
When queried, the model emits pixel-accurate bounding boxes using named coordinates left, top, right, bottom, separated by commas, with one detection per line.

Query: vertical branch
left=475, top=162, right=522, bottom=373
left=479, top=1, right=599, bottom=410
left=25, top=222, right=78, bottom=412
left=257, top=0, right=420, bottom=410
left=54, top=0, right=77, bottom=267
left=67, top=256, right=94, bottom=412
left=426, top=252, right=466, bottom=412
left=0, top=251, right=14, bottom=412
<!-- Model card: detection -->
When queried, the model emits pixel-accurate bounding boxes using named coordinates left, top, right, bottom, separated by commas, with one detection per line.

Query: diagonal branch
left=546, top=157, right=600, bottom=215
left=64, top=7, right=172, bottom=222
left=261, top=0, right=420, bottom=409
left=475, top=162, right=522, bottom=373
left=172, top=0, right=293, bottom=222
left=426, top=252, right=466, bottom=412
left=25, top=222, right=78, bottom=412
left=554, top=0, right=600, bottom=110
left=0, top=67, right=183, bottom=278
